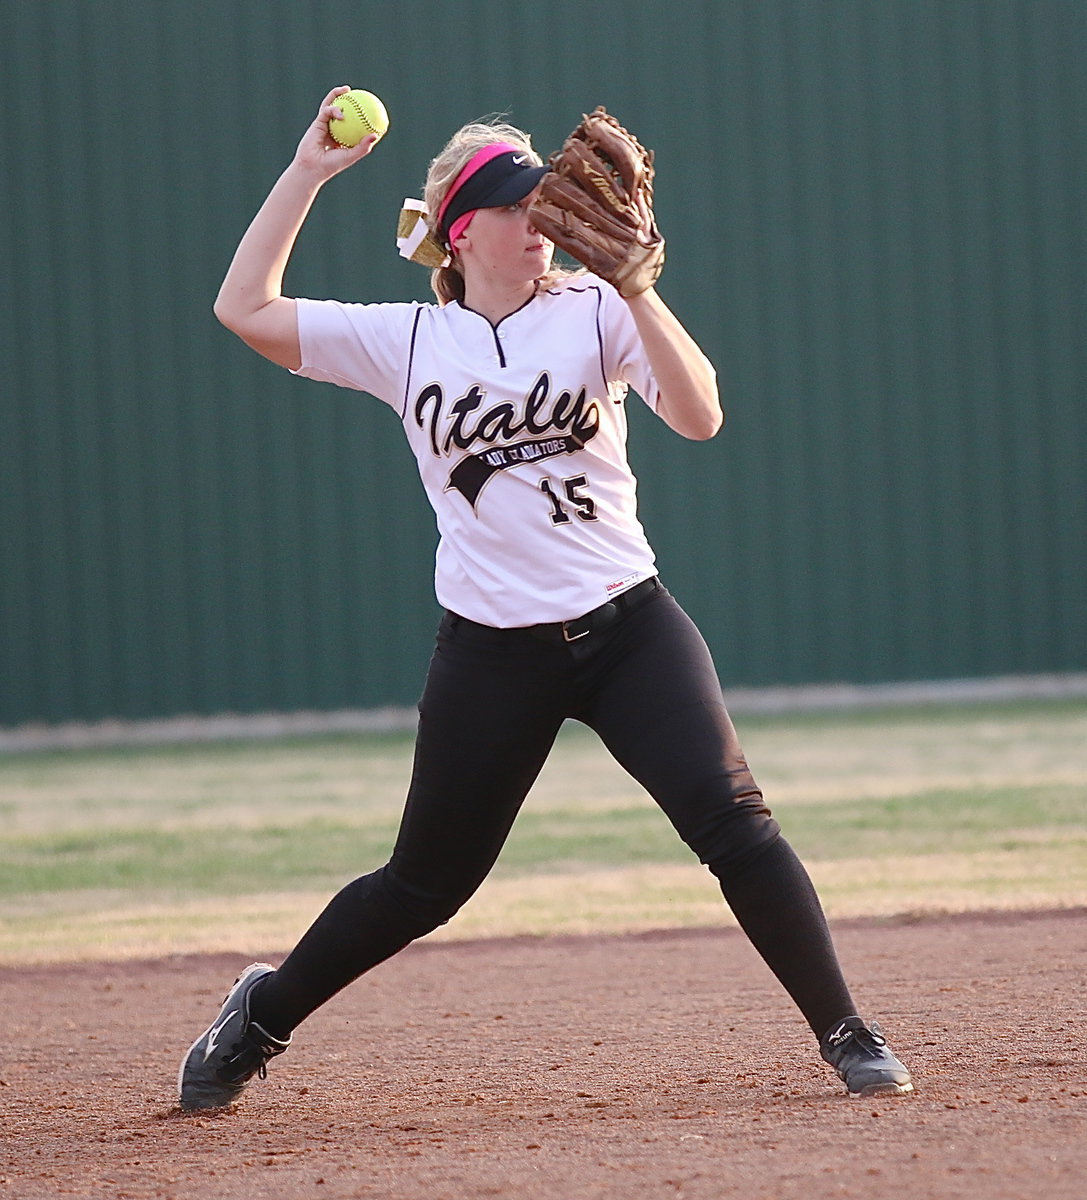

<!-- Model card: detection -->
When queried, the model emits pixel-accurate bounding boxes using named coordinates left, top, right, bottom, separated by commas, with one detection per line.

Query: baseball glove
left=529, top=108, right=665, bottom=298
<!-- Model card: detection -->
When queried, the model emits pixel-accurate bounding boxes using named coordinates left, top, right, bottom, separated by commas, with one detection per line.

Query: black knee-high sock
left=715, top=836, right=856, bottom=1039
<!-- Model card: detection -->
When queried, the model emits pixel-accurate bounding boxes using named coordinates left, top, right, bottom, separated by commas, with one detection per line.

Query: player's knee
left=377, top=864, right=470, bottom=936
left=702, top=820, right=782, bottom=879
left=675, top=776, right=781, bottom=875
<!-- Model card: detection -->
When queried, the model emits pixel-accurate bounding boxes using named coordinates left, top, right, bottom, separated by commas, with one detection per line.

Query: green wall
left=2, top=0, right=1084, bottom=725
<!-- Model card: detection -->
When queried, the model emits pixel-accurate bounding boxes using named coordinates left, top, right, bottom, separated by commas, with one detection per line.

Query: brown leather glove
left=529, top=107, right=665, bottom=297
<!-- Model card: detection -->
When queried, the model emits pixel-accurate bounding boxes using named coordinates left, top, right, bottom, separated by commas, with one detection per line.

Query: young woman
left=178, top=87, right=912, bottom=1110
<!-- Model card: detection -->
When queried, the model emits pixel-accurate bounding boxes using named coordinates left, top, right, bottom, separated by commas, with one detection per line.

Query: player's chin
left=527, top=242, right=554, bottom=270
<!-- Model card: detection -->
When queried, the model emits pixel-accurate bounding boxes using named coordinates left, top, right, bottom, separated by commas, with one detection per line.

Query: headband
left=436, top=144, right=550, bottom=248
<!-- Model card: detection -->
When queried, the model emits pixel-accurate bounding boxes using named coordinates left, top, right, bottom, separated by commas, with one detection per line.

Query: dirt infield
left=2, top=909, right=1084, bottom=1200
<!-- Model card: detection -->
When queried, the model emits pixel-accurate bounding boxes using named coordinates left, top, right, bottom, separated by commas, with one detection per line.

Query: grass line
left=4, top=784, right=1082, bottom=895
left=1, top=700, right=1084, bottom=962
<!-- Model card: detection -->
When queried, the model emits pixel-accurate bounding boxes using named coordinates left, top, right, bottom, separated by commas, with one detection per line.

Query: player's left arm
left=622, top=289, right=722, bottom=440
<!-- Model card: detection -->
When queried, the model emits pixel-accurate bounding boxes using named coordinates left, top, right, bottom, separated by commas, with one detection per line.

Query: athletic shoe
left=178, top=962, right=291, bottom=1111
left=820, top=1016, right=914, bottom=1097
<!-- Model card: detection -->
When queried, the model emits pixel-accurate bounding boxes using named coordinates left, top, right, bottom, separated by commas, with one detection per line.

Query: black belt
left=526, top=576, right=660, bottom=644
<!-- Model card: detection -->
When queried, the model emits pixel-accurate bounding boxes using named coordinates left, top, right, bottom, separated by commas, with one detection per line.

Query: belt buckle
left=561, top=616, right=592, bottom=642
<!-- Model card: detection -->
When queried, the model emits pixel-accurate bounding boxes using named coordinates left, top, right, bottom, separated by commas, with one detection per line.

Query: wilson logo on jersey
left=413, top=371, right=600, bottom=509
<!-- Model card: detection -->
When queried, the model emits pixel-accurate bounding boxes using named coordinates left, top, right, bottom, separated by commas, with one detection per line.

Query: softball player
left=179, top=88, right=912, bottom=1110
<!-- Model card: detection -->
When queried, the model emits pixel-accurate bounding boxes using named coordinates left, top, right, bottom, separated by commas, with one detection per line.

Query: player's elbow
left=213, top=286, right=268, bottom=336
left=213, top=296, right=237, bottom=333
left=213, top=296, right=302, bottom=371
left=671, top=366, right=723, bottom=439
left=213, top=294, right=246, bottom=335
left=659, top=394, right=724, bottom=440
left=688, top=407, right=724, bottom=440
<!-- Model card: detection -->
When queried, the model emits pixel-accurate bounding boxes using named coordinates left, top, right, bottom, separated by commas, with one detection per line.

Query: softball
left=328, top=89, right=389, bottom=148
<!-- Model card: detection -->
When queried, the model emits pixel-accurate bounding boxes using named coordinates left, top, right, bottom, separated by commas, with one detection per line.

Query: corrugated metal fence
left=2, top=0, right=1084, bottom=725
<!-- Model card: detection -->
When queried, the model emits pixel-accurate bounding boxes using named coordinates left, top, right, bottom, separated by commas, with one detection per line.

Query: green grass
left=3, top=781, right=1082, bottom=892
left=1, top=699, right=1085, bottom=961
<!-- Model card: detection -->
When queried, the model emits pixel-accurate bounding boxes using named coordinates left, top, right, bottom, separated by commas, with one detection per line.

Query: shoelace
left=827, top=1022, right=887, bottom=1055
left=854, top=1024, right=888, bottom=1051
left=220, top=1032, right=278, bottom=1082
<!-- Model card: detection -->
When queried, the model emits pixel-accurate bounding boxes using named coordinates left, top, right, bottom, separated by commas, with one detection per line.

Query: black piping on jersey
left=547, top=282, right=611, bottom=404
left=400, top=305, right=426, bottom=419
left=399, top=281, right=616, bottom=419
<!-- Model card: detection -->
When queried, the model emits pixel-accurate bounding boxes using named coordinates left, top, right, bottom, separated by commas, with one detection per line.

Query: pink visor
left=436, top=143, right=550, bottom=250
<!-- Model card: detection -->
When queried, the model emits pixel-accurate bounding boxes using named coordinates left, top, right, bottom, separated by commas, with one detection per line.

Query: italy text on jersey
left=413, top=370, right=600, bottom=510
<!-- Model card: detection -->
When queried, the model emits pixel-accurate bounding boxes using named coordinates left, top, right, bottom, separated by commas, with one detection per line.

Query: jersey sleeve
left=597, top=283, right=662, bottom=413
left=291, top=297, right=420, bottom=409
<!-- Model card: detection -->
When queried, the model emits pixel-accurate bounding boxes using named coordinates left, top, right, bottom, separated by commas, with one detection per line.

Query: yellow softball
left=328, top=89, right=389, bottom=148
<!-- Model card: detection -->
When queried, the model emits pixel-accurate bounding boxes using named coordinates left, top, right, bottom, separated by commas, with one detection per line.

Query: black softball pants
left=254, top=582, right=856, bottom=1040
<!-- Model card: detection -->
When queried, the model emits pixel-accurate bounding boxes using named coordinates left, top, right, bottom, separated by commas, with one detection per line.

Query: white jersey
left=292, top=276, right=667, bottom=627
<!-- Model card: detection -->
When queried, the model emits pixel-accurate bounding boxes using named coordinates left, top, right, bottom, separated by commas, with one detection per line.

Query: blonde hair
left=423, top=118, right=583, bottom=304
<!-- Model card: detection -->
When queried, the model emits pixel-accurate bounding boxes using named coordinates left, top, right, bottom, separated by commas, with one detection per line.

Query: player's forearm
left=213, top=162, right=324, bottom=331
left=214, top=91, right=378, bottom=369
left=625, top=289, right=723, bottom=440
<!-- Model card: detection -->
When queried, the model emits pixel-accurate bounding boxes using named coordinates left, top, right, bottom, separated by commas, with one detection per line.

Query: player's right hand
left=293, top=86, right=379, bottom=181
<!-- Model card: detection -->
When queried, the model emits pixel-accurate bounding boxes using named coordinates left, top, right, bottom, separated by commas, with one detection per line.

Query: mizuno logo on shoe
left=204, top=1009, right=239, bottom=1060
